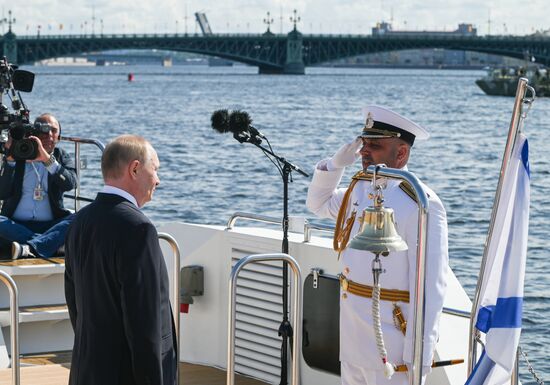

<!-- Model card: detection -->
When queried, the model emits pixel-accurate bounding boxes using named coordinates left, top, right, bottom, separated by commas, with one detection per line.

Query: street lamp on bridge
left=7, top=10, right=15, bottom=33
left=290, top=9, right=300, bottom=31
left=263, top=11, right=274, bottom=34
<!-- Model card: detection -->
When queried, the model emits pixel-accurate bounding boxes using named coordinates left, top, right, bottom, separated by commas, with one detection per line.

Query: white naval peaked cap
left=361, top=105, right=429, bottom=146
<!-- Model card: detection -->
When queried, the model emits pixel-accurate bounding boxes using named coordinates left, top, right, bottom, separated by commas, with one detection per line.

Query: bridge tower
left=3, top=11, right=17, bottom=64
left=283, top=9, right=304, bottom=75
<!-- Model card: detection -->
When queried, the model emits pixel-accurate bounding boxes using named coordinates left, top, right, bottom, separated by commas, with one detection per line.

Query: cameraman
left=0, top=113, right=77, bottom=259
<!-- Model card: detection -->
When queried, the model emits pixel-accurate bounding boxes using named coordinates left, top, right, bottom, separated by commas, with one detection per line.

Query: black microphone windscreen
left=229, top=110, right=252, bottom=133
left=211, top=109, right=231, bottom=133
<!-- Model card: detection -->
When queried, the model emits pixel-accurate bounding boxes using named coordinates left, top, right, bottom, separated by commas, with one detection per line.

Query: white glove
left=328, top=137, right=362, bottom=169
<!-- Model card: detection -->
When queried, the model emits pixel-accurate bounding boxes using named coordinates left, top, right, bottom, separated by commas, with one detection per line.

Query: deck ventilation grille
left=232, top=251, right=288, bottom=384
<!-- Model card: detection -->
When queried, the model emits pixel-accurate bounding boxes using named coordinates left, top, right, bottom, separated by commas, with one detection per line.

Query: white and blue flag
left=466, top=134, right=530, bottom=385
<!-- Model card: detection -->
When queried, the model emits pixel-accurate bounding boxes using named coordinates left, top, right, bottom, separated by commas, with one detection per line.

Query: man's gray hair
left=101, top=135, right=151, bottom=180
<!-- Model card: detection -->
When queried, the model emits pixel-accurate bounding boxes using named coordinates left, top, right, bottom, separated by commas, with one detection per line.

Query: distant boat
left=208, top=57, right=233, bottom=67
left=476, top=66, right=550, bottom=96
left=36, top=57, right=95, bottom=67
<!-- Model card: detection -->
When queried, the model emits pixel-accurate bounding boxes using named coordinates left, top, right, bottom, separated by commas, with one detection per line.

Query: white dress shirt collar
left=101, top=185, right=139, bottom=208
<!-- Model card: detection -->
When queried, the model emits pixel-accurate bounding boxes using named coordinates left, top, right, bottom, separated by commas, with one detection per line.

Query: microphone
left=211, top=109, right=231, bottom=133
left=211, top=109, right=264, bottom=145
left=229, top=110, right=264, bottom=145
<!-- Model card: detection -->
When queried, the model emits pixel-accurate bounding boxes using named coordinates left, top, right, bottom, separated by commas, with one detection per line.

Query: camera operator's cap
left=360, top=105, right=429, bottom=146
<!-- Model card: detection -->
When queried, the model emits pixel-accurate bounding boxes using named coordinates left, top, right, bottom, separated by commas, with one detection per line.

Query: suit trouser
left=341, top=361, right=426, bottom=385
left=0, top=214, right=74, bottom=258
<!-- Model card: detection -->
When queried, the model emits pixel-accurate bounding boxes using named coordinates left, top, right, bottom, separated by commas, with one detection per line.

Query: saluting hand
left=329, top=137, right=362, bottom=169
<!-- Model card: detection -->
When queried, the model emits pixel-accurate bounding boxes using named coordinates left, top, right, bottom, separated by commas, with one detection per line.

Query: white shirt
left=101, top=185, right=139, bottom=208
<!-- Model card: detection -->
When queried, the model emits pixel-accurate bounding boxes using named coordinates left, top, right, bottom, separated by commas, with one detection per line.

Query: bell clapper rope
left=372, top=252, right=395, bottom=379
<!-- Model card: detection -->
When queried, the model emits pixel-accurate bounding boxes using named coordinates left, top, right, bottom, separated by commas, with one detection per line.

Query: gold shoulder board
left=399, top=181, right=418, bottom=203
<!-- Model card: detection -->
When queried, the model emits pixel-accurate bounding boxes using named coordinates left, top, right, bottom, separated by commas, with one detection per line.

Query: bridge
left=3, top=28, right=550, bottom=74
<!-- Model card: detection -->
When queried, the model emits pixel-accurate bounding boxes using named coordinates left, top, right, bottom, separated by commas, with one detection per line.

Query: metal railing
left=226, top=211, right=336, bottom=243
left=227, top=253, right=302, bottom=385
left=61, top=136, right=105, bottom=211
left=303, top=222, right=334, bottom=242
left=157, top=232, right=181, bottom=379
left=0, top=271, right=19, bottom=385
left=226, top=212, right=280, bottom=230
left=442, top=307, right=471, bottom=319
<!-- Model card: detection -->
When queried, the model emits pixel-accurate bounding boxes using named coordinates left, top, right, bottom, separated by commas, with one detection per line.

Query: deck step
left=0, top=304, right=68, bottom=327
left=0, top=257, right=65, bottom=276
left=21, top=350, right=72, bottom=366
left=0, top=360, right=268, bottom=384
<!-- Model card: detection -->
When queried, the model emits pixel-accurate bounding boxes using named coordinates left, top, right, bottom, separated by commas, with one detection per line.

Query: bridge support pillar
left=3, top=31, right=17, bottom=64
left=283, top=28, right=305, bottom=75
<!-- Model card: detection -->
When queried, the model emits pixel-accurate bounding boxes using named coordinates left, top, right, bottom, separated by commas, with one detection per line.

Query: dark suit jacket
left=0, top=147, right=77, bottom=219
left=64, top=193, right=177, bottom=385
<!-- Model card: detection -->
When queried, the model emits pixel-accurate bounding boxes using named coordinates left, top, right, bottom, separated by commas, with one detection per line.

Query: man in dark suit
left=0, top=113, right=77, bottom=259
left=64, top=134, right=177, bottom=385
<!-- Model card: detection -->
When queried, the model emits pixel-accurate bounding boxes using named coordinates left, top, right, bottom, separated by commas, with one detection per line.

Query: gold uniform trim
left=338, top=274, right=410, bottom=303
left=332, top=169, right=420, bottom=254
left=398, top=181, right=418, bottom=203
left=332, top=170, right=369, bottom=255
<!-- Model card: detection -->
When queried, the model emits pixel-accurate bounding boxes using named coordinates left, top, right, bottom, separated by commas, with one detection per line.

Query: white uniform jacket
left=306, top=161, right=449, bottom=373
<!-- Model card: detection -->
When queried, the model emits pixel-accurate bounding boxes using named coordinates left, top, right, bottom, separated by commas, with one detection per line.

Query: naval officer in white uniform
left=306, top=105, right=449, bottom=385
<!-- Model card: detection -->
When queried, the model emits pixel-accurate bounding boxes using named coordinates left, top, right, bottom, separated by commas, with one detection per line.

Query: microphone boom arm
left=252, top=140, right=309, bottom=178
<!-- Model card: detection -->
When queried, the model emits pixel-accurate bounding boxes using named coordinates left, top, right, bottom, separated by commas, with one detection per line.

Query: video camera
left=0, top=56, right=37, bottom=160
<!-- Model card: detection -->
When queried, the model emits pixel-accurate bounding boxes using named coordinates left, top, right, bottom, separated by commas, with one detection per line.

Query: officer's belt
left=338, top=274, right=410, bottom=303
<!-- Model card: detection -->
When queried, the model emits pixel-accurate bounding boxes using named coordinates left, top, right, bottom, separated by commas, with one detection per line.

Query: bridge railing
left=13, top=32, right=550, bottom=41
left=15, top=32, right=288, bottom=40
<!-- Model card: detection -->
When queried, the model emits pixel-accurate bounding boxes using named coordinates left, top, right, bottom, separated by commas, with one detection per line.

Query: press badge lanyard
left=30, top=162, right=44, bottom=201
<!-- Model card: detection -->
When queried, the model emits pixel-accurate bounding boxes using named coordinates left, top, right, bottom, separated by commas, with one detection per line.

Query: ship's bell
left=348, top=206, right=408, bottom=253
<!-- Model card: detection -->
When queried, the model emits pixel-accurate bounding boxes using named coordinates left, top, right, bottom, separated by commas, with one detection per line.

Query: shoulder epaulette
left=399, top=181, right=418, bottom=203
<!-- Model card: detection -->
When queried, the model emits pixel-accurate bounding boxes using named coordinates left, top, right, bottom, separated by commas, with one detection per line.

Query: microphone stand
left=242, top=136, right=308, bottom=385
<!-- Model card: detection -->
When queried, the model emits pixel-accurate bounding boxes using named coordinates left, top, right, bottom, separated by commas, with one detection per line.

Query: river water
left=18, top=64, right=550, bottom=383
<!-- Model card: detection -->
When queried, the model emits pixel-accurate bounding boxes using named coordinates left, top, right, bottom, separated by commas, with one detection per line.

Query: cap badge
left=364, top=112, right=374, bottom=129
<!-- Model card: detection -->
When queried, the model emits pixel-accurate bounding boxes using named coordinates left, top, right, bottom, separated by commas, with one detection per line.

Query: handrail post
left=61, top=136, right=105, bottom=212
left=158, top=233, right=181, bottom=382
left=364, top=166, right=430, bottom=385
left=0, top=270, right=19, bottom=385
left=227, top=253, right=302, bottom=385
left=510, top=348, right=520, bottom=385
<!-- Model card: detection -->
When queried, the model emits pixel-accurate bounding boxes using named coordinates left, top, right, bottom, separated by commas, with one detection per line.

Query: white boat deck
left=0, top=360, right=267, bottom=385
left=0, top=222, right=474, bottom=385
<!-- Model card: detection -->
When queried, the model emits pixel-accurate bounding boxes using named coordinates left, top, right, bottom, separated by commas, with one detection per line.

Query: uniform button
left=342, top=293, right=348, bottom=299
left=344, top=267, right=350, bottom=274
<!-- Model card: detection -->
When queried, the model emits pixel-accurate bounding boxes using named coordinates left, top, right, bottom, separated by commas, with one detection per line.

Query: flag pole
left=467, top=77, right=534, bottom=375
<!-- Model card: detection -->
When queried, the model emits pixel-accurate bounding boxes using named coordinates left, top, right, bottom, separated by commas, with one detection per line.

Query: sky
left=5, top=0, right=550, bottom=36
